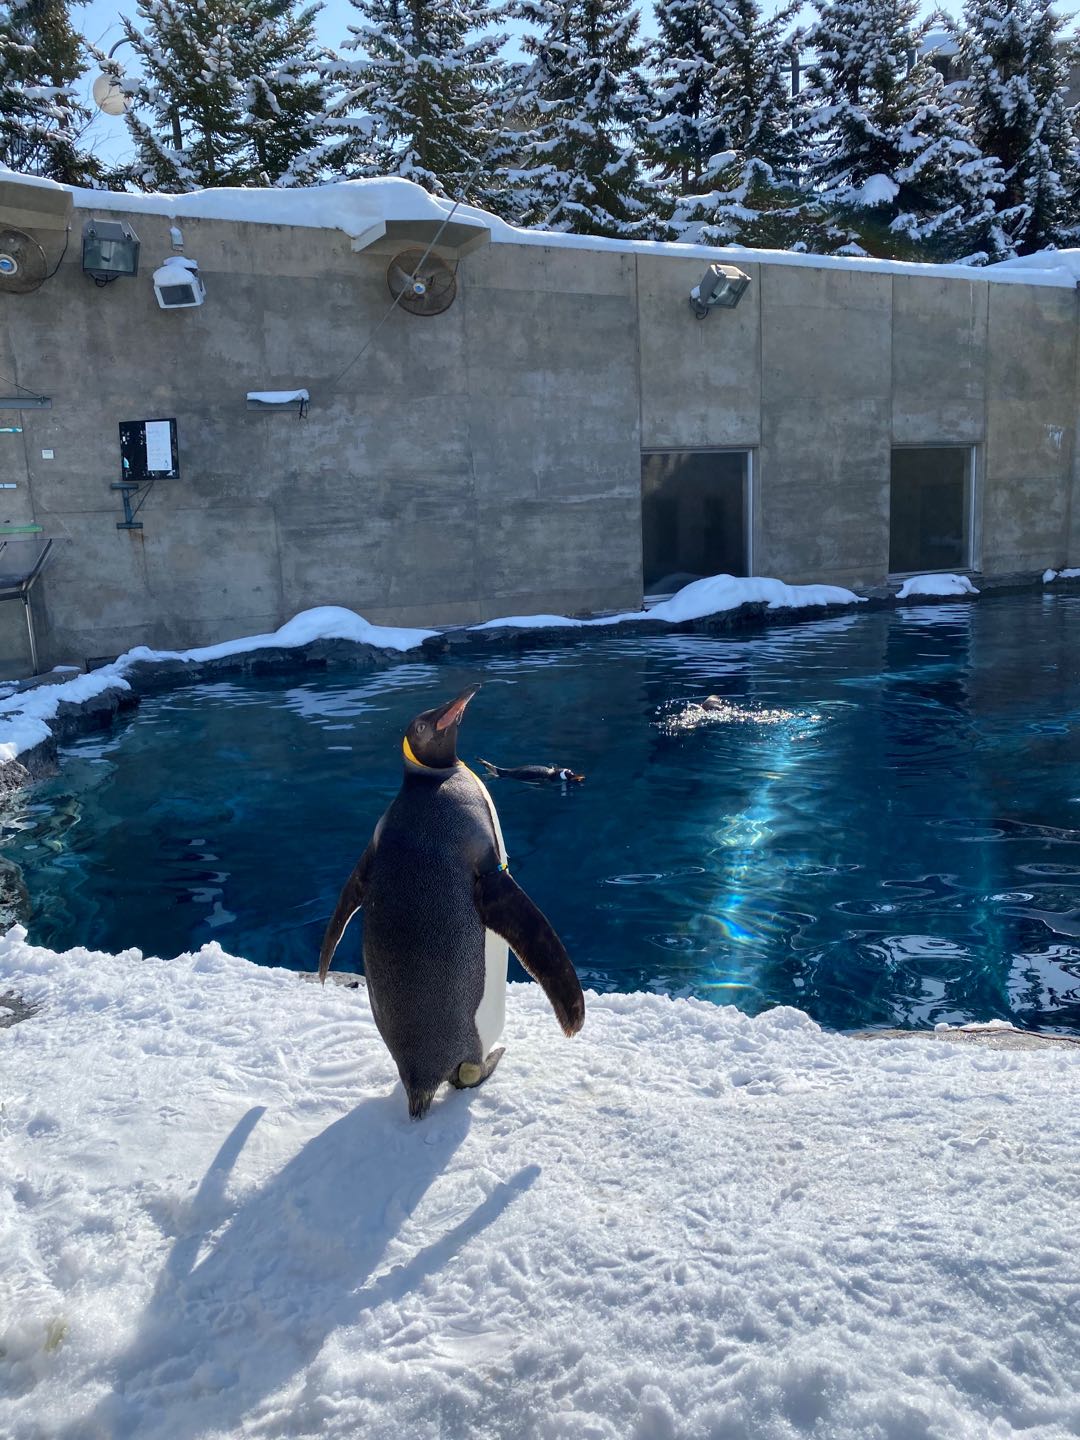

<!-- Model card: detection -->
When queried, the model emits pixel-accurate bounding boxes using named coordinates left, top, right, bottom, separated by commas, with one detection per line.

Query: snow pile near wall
left=1043, top=567, right=1080, bottom=582
left=473, top=573, right=865, bottom=630
left=0, top=607, right=434, bottom=764
left=1, top=926, right=1078, bottom=1440
left=895, top=573, right=980, bottom=599
left=124, top=605, right=435, bottom=660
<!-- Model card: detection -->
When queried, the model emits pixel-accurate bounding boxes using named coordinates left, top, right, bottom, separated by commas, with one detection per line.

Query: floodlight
left=689, top=263, right=751, bottom=318
left=152, top=255, right=205, bottom=309
left=82, top=219, right=140, bottom=283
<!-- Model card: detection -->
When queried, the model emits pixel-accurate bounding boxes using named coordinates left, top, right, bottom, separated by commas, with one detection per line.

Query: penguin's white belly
left=475, top=928, right=508, bottom=1053
left=461, top=764, right=509, bottom=1055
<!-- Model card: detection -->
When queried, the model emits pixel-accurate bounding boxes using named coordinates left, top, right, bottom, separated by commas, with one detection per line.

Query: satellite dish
left=0, top=228, right=49, bottom=295
left=386, top=250, right=457, bottom=317
left=92, top=72, right=132, bottom=117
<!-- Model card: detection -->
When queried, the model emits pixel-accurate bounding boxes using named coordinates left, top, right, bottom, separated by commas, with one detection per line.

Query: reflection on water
left=5, top=592, right=1080, bottom=1033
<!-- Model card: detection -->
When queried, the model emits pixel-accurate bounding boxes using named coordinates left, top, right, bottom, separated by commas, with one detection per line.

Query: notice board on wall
left=119, top=418, right=179, bottom=482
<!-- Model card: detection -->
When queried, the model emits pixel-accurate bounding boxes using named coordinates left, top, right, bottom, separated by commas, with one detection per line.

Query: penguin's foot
left=451, top=1047, right=505, bottom=1091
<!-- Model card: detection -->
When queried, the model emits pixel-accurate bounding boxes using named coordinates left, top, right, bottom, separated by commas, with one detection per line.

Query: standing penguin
left=318, top=686, right=585, bottom=1119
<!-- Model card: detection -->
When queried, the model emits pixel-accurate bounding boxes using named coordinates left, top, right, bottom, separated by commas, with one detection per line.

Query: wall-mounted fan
left=0, top=228, right=49, bottom=295
left=386, top=250, right=457, bottom=316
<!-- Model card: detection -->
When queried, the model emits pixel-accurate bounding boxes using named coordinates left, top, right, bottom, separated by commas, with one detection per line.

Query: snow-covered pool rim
left=0, top=566, right=1076, bottom=790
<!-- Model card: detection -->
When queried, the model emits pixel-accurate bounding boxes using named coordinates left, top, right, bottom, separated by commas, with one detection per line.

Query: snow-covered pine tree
left=318, top=0, right=508, bottom=208
left=0, top=0, right=101, bottom=183
left=647, top=0, right=731, bottom=191
left=648, top=0, right=795, bottom=186
left=122, top=0, right=332, bottom=191
left=795, top=0, right=1007, bottom=261
left=651, top=0, right=812, bottom=247
left=955, top=0, right=1080, bottom=254
left=508, top=0, right=662, bottom=238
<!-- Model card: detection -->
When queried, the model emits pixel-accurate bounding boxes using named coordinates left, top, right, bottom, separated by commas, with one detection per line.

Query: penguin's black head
left=403, top=686, right=479, bottom=770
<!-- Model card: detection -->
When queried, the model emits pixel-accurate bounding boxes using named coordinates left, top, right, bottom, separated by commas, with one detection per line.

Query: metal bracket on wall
left=0, top=396, right=51, bottom=410
left=111, top=480, right=145, bottom=530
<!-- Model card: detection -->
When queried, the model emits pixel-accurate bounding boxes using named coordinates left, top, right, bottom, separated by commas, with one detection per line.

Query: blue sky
left=75, top=0, right=972, bottom=172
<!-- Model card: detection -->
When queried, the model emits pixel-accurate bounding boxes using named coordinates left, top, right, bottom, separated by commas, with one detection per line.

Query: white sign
left=144, top=420, right=173, bottom=474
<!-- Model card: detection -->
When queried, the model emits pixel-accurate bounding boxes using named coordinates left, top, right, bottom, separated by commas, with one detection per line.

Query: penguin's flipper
left=318, top=843, right=374, bottom=982
left=473, top=870, right=585, bottom=1037
left=477, top=758, right=501, bottom=777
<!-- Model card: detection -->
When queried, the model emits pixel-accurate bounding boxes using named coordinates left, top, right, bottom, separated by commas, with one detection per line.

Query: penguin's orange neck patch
left=402, top=736, right=464, bottom=770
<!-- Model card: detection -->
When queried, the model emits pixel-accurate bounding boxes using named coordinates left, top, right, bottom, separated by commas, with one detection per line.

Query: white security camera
left=689, top=263, right=751, bottom=318
left=152, top=255, right=205, bottom=309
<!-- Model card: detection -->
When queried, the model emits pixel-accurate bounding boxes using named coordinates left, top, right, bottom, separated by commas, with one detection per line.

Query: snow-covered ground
left=3, top=928, right=1079, bottom=1440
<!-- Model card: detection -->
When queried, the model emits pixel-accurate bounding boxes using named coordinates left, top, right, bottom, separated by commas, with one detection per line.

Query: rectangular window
left=641, top=450, right=749, bottom=596
left=889, top=446, right=973, bottom=575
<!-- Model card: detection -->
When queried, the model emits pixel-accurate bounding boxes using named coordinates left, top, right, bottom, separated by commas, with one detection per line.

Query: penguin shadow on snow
left=64, top=1095, right=539, bottom=1440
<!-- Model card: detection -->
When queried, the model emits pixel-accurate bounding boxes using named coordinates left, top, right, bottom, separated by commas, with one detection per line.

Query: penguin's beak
left=434, top=685, right=480, bottom=732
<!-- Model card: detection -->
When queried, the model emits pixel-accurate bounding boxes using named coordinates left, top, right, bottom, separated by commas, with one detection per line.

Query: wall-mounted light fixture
left=689, top=263, right=751, bottom=319
left=152, top=255, right=205, bottom=309
left=82, top=218, right=141, bottom=285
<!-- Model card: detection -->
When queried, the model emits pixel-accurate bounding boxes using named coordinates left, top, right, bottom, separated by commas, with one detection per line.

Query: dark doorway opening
left=642, top=450, right=749, bottom=595
left=889, top=447, right=972, bottom=574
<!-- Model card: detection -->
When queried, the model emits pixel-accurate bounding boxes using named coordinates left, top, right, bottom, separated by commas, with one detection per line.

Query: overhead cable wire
left=328, top=74, right=532, bottom=392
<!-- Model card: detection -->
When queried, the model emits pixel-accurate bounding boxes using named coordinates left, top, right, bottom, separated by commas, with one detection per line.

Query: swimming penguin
left=478, top=759, right=584, bottom=784
left=318, top=687, right=585, bottom=1119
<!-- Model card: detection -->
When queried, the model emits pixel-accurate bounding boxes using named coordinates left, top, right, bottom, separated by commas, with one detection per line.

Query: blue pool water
left=5, top=591, right=1080, bottom=1033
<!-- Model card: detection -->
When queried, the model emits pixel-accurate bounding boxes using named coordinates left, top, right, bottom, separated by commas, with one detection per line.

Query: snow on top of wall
left=2, top=166, right=1076, bottom=287
left=987, top=248, right=1080, bottom=282
left=895, top=573, right=980, bottom=599
left=2, top=925, right=1079, bottom=1440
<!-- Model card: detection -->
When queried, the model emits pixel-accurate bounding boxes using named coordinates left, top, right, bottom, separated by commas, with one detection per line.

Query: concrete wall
left=1, top=210, right=643, bottom=671
left=637, top=255, right=1080, bottom=589
left=1, top=185, right=1079, bottom=673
